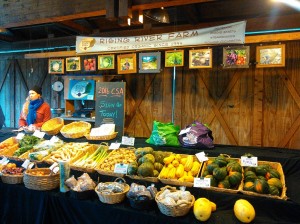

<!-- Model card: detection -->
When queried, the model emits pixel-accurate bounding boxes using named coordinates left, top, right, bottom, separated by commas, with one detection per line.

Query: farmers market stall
left=0, top=128, right=300, bottom=223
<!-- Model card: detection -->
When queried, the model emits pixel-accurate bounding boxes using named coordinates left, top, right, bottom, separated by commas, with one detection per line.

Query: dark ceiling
left=1, top=0, right=300, bottom=53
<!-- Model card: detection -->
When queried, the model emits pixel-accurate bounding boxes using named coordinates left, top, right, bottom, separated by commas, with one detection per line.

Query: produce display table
left=1, top=129, right=300, bottom=223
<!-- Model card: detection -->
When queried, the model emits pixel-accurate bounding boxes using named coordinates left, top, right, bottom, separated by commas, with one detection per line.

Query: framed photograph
left=223, top=46, right=250, bottom=68
left=66, top=57, right=81, bottom=72
left=98, top=54, right=115, bottom=70
left=117, top=53, right=137, bottom=74
left=48, top=59, right=64, bottom=74
left=165, top=50, right=184, bottom=67
left=67, top=79, right=95, bottom=100
left=189, top=49, right=212, bottom=68
left=82, top=56, right=97, bottom=72
left=256, top=44, right=285, bottom=68
left=139, top=52, right=161, bottom=73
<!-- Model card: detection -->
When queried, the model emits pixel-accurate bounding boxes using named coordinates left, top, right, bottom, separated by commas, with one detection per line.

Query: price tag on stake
left=22, top=159, right=31, bottom=169
left=33, top=130, right=45, bottom=139
left=50, top=136, right=60, bottom=143
left=0, top=157, right=9, bottom=165
left=241, top=156, right=258, bottom=167
left=194, top=177, right=211, bottom=188
left=195, top=152, right=208, bottom=162
left=16, top=132, right=25, bottom=140
left=109, top=142, right=121, bottom=150
left=114, top=163, right=128, bottom=174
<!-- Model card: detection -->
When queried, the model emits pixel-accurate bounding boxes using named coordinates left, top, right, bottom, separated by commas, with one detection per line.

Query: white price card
left=195, top=152, right=208, bottom=162
left=179, top=127, right=191, bottom=135
left=50, top=136, right=60, bottom=143
left=194, top=177, right=211, bottom=188
left=22, top=159, right=33, bottom=169
left=114, top=163, right=128, bottom=174
left=49, top=162, right=59, bottom=173
left=0, top=157, right=9, bottom=165
left=121, top=136, right=135, bottom=146
left=33, top=130, right=45, bottom=139
left=109, top=142, right=121, bottom=150
left=16, top=132, right=25, bottom=140
left=241, top=156, right=258, bottom=167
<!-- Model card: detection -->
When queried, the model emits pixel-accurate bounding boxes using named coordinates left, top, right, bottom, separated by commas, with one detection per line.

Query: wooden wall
left=0, top=40, right=299, bottom=149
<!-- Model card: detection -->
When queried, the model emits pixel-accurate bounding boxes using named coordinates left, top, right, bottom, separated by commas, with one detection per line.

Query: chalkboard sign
left=95, top=82, right=126, bottom=136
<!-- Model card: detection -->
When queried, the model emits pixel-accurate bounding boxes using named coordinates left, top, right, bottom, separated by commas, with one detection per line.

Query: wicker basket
left=41, top=117, right=64, bottom=135
left=60, top=121, right=91, bottom=139
left=95, top=177, right=130, bottom=204
left=23, top=167, right=60, bottom=191
left=1, top=173, right=24, bottom=184
left=84, top=132, right=118, bottom=141
left=155, top=186, right=195, bottom=217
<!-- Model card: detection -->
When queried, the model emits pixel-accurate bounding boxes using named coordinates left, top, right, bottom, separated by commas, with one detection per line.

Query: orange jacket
left=19, top=102, right=51, bottom=128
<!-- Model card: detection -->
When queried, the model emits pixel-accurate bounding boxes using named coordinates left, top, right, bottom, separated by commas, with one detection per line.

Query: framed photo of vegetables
left=48, top=59, right=64, bottom=74
left=82, top=56, right=97, bottom=72
left=117, top=53, right=137, bottom=74
left=165, top=50, right=184, bottom=67
left=222, top=46, right=250, bottom=68
left=66, top=57, right=81, bottom=72
left=189, top=49, right=212, bottom=69
left=98, top=54, right=115, bottom=70
left=256, top=44, right=285, bottom=68
left=139, top=52, right=161, bottom=73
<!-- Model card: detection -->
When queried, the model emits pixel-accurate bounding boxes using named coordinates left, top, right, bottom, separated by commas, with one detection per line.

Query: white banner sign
left=76, top=21, right=246, bottom=53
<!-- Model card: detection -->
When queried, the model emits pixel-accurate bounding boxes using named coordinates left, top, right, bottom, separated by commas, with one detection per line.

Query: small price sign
left=194, top=177, right=211, bottom=188
left=179, top=127, right=191, bottom=135
left=16, top=132, right=25, bottom=140
left=114, top=163, right=128, bottom=174
left=33, top=130, right=45, bottom=139
left=50, top=136, right=60, bottom=143
left=109, top=142, right=121, bottom=150
left=241, top=156, right=258, bottom=167
left=121, top=136, right=135, bottom=146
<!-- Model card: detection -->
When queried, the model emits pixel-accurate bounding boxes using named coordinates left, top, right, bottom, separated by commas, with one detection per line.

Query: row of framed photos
left=48, top=44, right=285, bottom=74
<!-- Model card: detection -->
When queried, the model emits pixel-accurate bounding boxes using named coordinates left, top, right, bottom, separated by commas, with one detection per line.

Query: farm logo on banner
left=76, top=21, right=246, bottom=53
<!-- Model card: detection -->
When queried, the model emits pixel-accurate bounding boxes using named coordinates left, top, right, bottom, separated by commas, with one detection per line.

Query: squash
left=265, top=169, right=281, bottom=180
left=244, top=166, right=256, bottom=173
left=172, top=159, right=180, bottom=167
left=234, top=199, right=255, bottom=223
left=267, top=177, right=282, bottom=190
left=190, top=161, right=201, bottom=176
left=184, top=155, right=194, bottom=172
left=206, top=162, right=219, bottom=174
left=244, top=171, right=257, bottom=182
left=253, top=178, right=269, bottom=194
left=175, top=164, right=184, bottom=178
left=243, top=181, right=255, bottom=192
left=159, top=166, right=169, bottom=179
left=213, top=167, right=227, bottom=181
left=141, top=154, right=155, bottom=164
left=193, top=198, right=212, bottom=221
left=255, top=165, right=269, bottom=176
left=217, top=179, right=230, bottom=189
left=127, top=162, right=138, bottom=175
left=269, top=185, right=280, bottom=196
left=154, top=162, right=164, bottom=172
left=226, top=161, right=242, bottom=173
left=167, top=167, right=177, bottom=179
left=228, top=171, right=242, bottom=187
left=153, top=170, right=159, bottom=177
left=137, top=162, right=154, bottom=177
left=214, top=155, right=228, bottom=167
left=163, top=154, right=175, bottom=165
left=204, top=175, right=218, bottom=187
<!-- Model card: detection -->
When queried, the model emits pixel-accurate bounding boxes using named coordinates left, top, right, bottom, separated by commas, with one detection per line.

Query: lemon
left=234, top=199, right=255, bottom=223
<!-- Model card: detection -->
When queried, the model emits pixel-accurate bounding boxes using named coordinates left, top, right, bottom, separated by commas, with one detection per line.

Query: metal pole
left=172, top=66, right=176, bottom=123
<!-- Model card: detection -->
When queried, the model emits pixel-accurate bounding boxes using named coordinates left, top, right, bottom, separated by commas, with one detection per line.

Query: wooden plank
left=58, top=21, right=92, bottom=35
left=278, top=115, right=300, bottom=148
left=252, top=68, right=264, bottom=147
left=24, top=51, right=77, bottom=59
left=0, top=61, right=11, bottom=92
left=246, top=32, right=300, bottom=44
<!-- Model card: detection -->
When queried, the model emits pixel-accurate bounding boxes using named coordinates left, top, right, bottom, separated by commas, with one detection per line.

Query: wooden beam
left=245, top=32, right=300, bottom=44
left=58, top=21, right=92, bottom=35
left=24, top=51, right=77, bottom=59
